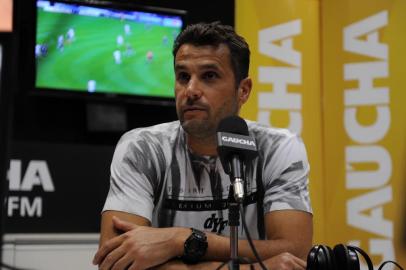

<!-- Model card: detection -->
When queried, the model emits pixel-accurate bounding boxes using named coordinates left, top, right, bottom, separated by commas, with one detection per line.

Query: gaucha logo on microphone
left=221, top=136, right=256, bottom=147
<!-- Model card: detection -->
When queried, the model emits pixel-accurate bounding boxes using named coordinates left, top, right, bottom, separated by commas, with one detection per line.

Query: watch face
left=195, top=232, right=206, bottom=241
left=189, top=240, right=201, bottom=252
left=183, top=228, right=208, bottom=263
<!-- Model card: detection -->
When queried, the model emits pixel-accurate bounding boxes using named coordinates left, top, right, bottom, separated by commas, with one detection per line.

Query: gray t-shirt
left=103, top=120, right=312, bottom=239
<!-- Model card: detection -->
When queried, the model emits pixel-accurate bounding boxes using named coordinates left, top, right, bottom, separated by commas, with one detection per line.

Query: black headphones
left=306, top=244, right=403, bottom=270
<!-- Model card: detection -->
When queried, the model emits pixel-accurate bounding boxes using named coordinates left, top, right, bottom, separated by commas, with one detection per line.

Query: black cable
left=239, top=204, right=267, bottom=270
left=378, top=260, right=404, bottom=270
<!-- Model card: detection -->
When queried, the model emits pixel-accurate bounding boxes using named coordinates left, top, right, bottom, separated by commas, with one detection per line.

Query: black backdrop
left=0, top=31, right=17, bottom=262
left=2, top=0, right=235, bottom=234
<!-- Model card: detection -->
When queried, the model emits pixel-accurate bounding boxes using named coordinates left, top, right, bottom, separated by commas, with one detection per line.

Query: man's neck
left=186, top=134, right=218, bottom=157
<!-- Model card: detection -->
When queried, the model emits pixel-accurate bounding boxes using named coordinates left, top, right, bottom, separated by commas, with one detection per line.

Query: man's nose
left=185, top=78, right=203, bottom=99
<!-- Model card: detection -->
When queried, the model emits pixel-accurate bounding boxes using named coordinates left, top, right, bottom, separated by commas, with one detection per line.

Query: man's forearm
left=204, top=210, right=313, bottom=262
left=96, top=212, right=311, bottom=269
left=205, top=232, right=310, bottom=262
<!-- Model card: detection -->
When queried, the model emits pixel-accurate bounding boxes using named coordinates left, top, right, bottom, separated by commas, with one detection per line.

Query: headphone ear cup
left=307, top=245, right=335, bottom=270
left=307, top=246, right=319, bottom=270
left=325, top=245, right=336, bottom=270
left=347, top=245, right=374, bottom=270
left=333, top=244, right=360, bottom=270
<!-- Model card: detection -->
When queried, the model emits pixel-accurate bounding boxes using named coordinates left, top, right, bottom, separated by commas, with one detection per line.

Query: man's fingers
left=99, top=244, right=127, bottom=270
left=113, top=216, right=137, bottom=232
left=271, top=252, right=307, bottom=270
left=93, top=235, right=124, bottom=265
left=288, top=254, right=306, bottom=270
left=111, top=253, right=134, bottom=270
left=93, top=217, right=138, bottom=267
left=293, top=256, right=307, bottom=268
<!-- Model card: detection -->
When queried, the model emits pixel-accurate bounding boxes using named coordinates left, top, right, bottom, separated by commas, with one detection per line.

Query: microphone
left=216, top=116, right=258, bottom=203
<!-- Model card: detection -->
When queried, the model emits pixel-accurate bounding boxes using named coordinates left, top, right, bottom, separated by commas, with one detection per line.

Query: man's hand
left=93, top=216, right=188, bottom=270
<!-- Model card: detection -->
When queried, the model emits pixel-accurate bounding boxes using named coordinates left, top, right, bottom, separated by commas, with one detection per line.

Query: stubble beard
left=180, top=102, right=239, bottom=141
left=180, top=118, right=216, bottom=140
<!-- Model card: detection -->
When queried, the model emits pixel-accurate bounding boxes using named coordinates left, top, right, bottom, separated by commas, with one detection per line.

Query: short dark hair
left=173, top=21, right=250, bottom=85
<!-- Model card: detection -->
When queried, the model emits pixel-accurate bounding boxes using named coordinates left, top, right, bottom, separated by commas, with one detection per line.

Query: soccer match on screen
left=35, top=0, right=183, bottom=98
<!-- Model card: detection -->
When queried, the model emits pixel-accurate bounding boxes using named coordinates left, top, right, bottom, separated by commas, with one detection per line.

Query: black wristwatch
left=181, top=228, right=208, bottom=264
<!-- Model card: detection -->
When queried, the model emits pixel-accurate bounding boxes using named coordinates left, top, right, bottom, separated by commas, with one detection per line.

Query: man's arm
left=94, top=211, right=191, bottom=270
left=201, top=209, right=312, bottom=262
left=152, top=209, right=312, bottom=270
left=263, top=210, right=313, bottom=260
left=94, top=209, right=312, bottom=270
left=99, top=210, right=151, bottom=247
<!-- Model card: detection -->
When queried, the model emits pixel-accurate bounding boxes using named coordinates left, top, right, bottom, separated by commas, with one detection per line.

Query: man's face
left=174, top=44, right=249, bottom=139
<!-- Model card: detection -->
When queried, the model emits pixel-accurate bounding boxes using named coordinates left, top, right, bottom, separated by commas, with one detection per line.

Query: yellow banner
left=323, top=0, right=406, bottom=267
left=235, top=0, right=325, bottom=244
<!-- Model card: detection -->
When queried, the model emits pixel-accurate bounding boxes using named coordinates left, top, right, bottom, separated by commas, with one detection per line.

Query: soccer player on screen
left=146, top=50, right=153, bottom=62
left=114, top=50, right=122, bottom=64
left=125, top=43, right=134, bottom=56
left=66, top=27, right=75, bottom=43
left=117, top=35, right=124, bottom=47
left=35, top=44, right=42, bottom=58
left=162, top=35, right=168, bottom=46
left=124, top=24, right=131, bottom=35
left=57, top=35, right=64, bottom=51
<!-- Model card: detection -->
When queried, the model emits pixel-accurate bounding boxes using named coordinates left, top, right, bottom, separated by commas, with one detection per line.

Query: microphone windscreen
left=217, top=115, right=249, bottom=135
left=216, top=116, right=257, bottom=175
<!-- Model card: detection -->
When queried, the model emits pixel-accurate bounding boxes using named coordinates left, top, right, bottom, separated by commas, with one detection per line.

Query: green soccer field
left=36, top=9, right=180, bottom=98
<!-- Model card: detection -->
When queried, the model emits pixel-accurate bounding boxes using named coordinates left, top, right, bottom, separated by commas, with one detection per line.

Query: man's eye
left=177, top=72, right=190, bottom=82
left=203, top=71, right=218, bottom=80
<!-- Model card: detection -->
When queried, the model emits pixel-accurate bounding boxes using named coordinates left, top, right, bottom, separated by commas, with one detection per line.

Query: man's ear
left=238, top=77, right=252, bottom=107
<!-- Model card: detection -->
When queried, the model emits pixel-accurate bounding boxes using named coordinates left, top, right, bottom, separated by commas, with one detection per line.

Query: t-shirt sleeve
left=102, top=134, right=159, bottom=222
left=262, top=133, right=312, bottom=214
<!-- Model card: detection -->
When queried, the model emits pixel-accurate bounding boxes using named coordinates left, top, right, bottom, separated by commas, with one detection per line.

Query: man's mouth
left=182, top=106, right=207, bottom=119
left=183, top=106, right=206, bottom=113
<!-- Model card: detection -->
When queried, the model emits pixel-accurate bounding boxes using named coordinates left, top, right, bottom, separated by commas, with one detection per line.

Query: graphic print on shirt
left=103, top=121, right=312, bottom=240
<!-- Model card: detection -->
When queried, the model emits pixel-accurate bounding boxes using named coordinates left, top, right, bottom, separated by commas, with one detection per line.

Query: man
left=93, top=22, right=313, bottom=270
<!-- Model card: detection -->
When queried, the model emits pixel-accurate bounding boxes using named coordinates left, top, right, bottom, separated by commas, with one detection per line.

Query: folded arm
left=205, top=209, right=313, bottom=261
left=94, top=209, right=312, bottom=270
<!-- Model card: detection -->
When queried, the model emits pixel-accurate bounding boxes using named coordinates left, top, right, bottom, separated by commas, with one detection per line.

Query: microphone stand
left=228, top=185, right=241, bottom=270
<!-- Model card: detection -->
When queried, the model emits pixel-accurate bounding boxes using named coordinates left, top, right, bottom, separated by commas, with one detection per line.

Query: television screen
left=34, top=0, right=184, bottom=99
